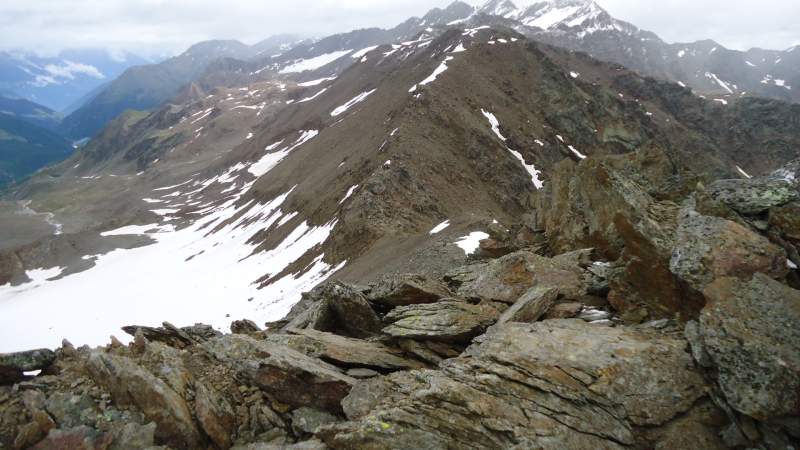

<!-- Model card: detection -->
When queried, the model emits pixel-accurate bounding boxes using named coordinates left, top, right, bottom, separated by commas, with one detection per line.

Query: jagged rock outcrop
left=319, top=320, right=725, bottom=450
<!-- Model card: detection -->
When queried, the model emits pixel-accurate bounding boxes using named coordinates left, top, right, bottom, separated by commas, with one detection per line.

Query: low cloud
left=0, top=0, right=797, bottom=57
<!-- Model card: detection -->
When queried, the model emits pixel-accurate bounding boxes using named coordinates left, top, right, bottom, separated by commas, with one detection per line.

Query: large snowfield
left=0, top=184, right=343, bottom=353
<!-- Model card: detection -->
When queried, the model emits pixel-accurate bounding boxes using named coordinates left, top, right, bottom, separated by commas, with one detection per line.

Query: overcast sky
left=1, top=0, right=798, bottom=58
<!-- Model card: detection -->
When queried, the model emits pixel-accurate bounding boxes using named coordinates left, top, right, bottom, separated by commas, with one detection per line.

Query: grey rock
left=695, top=274, right=800, bottom=422
left=266, top=328, right=425, bottom=371
left=231, top=319, right=261, bottom=334
left=291, top=407, right=338, bottom=435
left=708, top=178, right=798, bottom=215
left=670, top=211, right=788, bottom=291
left=367, top=273, right=453, bottom=307
left=382, top=300, right=500, bottom=344
left=121, top=322, right=221, bottom=349
left=281, top=281, right=382, bottom=339
left=320, top=320, right=720, bottom=449
left=202, top=334, right=356, bottom=413
left=85, top=352, right=201, bottom=449
left=496, top=286, right=558, bottom=324
left=0, top=349, right=55, bottom=383
left=445, top=250, right=586, bottom=304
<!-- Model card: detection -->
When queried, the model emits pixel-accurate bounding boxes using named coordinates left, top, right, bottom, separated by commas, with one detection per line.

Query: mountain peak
left=477, top=0, right=612, bottom=31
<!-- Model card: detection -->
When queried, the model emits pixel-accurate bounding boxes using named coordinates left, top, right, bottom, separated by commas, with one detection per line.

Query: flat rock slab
left=321, top=320, right=719, bottom=450
left=266, top=328, right=426, bottom=371
left=382, top=300, right=500, bottom=344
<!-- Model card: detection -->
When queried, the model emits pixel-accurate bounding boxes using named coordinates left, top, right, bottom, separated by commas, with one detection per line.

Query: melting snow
left=351, top=46, right=379, bottom=59
left=339, top=185, right=359, bottom=204
left=705, top=72, right=734, bottom=94
left=570, top=71, right=580, bottom=78
left=429, top=220, right=450, bottom=235
left=482, top=110, right=543, bottom=189
left=279, top=50, right=353, bottom=74
left=297, top=77, right=336, bottom=87
left=0, top=186, right=344, bottom=352
left=410, top=56, right=454, bottom=93
left=298, top=87, right=328, bottom=103
left=568, top=145, right=587, bottom=159
left=455, top=232, right=490, bottom=255
left=249, top=131, right=318, bottom=177
left=736, top=166, right=753, bottom=179
left=789, top=260, right=798, bottom=270
left=101, top=224, right=165, bottom=237
left=451, top=43, right=467, bottom=53
left=331, top=89, right=376, bottom=116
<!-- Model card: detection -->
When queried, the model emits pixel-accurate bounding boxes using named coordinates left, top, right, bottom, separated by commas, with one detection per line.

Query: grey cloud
left=0, top=0, right=797, bottom=57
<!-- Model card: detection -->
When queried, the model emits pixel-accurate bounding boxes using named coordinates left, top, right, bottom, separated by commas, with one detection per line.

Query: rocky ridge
left=1, top=156, right=798, bottom=449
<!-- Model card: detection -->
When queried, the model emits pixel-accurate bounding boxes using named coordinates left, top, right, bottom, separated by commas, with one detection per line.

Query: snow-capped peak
left=477, top=0, right=609, bottom=31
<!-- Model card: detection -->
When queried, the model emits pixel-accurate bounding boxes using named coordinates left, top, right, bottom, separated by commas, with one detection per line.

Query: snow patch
left=279, top=50, right=353, bottom=74
left=331, top=90, right=376, bottom=117
left=429, top=220, right=450, bottom=235
left=455, top=232, right=490, bottom=255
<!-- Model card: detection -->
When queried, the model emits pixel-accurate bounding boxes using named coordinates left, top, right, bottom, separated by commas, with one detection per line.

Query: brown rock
left=543, top=302, right=584, bottom=319
left=195, top=382, right=236, bottom=449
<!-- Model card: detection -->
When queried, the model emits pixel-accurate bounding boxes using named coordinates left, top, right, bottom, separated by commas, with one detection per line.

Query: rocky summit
left=1, top=1, right=800, bottom=450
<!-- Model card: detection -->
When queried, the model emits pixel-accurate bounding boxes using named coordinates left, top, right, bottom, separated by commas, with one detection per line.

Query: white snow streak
left=330, top=90, right=376, bottom=117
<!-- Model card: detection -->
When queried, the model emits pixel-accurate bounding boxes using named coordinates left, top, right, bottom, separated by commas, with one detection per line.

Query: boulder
left=689, top=274, right=800, bottom=422
left=707, top=178, right=798, bottom=215
left=320, top=320, right=722, bottom=449
left=543, top=301, right=584, bottom=319
left=670, top=210, right=788, bottom=291
left=0, top=349, right=55, bottom=384
left=445, top=250, right=586, bottom=304
left=280, top=282, right=382, bottom=339
left=230, top=319, right=261, bottom=334
left=194, top=382, right=236, bottom=449
left=495, top=286, right=558, bottom=324
left=382, top=300, right=500, bottom=344
left=85, top=352, right=201, bottom=449
left=202, top=334, right=356, bottom=413
left=367, top=273, right=453, bottom=307
left=265, top=328, right=425, bottom=371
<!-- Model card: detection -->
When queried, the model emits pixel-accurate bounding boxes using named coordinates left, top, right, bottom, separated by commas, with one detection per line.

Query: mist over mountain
left=0, top=1, right=798, bottom=449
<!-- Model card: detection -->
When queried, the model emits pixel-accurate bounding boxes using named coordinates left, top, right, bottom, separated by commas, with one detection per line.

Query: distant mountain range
left=0, top=49, right=152, bottom=112
left=2, top=0, right=800, bottom=184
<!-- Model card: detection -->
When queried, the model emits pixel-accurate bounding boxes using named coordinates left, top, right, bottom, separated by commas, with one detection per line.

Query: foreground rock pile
left=1, top=154, right=798, bottom=449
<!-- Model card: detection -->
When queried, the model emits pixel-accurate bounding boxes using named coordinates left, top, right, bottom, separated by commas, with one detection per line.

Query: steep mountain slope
left=0, top=114, right=72, bottom=186
left=0, top=49, right=149, bottom=111
left=1, top=26, right=798, bottom=352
